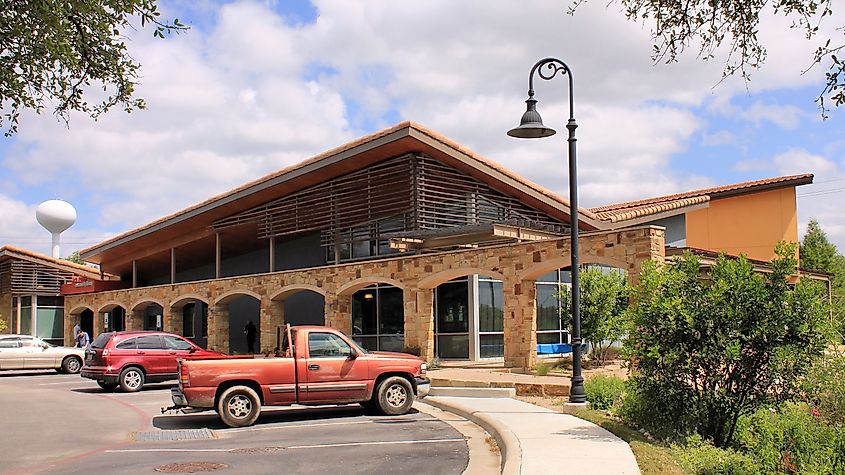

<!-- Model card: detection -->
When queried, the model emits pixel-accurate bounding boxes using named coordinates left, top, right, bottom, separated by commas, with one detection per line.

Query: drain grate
left=133, top=429, right=216, bottom=442
left=155, top=462, right=227, bottom=473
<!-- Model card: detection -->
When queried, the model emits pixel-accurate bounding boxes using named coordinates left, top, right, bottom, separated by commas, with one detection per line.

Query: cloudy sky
left=1, top=0, right=843, bottom=256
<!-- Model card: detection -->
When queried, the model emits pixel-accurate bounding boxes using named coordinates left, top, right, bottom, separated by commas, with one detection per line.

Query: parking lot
left=1, top=371, right=477, bottom=475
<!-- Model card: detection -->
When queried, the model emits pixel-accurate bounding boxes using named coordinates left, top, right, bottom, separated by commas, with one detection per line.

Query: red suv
left=81, top=331, right=223, bottom=392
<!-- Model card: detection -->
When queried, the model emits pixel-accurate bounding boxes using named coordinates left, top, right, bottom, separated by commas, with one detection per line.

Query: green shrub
left=802, top=351, right=845, bottom=425
left=585, top=374, right=625, bottom=410
left=623, top=244, right=831, bottom=447
left=535, top=361, right=550, bottom=376
left=673, top=435, right=760, bottom=475
left=735, top=403, right=845, bottom=474
left=618, top=374, right=694, bottom=442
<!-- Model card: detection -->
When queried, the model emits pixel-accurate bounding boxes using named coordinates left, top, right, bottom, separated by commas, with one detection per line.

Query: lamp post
left=507, top=57, right=586, bottom=404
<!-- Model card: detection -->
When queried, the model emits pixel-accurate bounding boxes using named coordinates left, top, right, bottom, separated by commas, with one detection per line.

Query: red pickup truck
left=169, top=325, right=430, bottom=427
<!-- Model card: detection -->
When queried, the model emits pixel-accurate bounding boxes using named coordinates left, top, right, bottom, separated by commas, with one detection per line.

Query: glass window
left=0, top=338, right=19, bottom=348
left=38, top=296, right=63, bottom=307
left=537, top=284, right=562, bottom=331
left=91, top=333, right=113, bottom=349
left=19, top=302, right=32, bottom=335
left=308, top=332, right=352, bottom=358
left=116, top=338, right=137, bottom=350
left=480, top=334, right=504, bottom=358
left=182, top=303, right=196, bottom=338
left=136, top=335, right=164, bottom=349
left=436, top=334, right=469, bottom=359
left=478, top=280, right=503, bottom=333
left=351, top=284, right=404, bottom=352
left=36, top=306, right=63, bottom=340
left=164, top=335, right=194, bottom=351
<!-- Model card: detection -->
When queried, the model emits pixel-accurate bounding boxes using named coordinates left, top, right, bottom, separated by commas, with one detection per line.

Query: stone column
left=165, top=305, right=182, bottom=335
left=324, top=294, right=352, bottom=335
left=208, top=305, right=230, bottom=354
left=403, top=288, right=435, bottom=362
left=95, top=312, right=107, bottom=336
left=127, top=309, right=144, bottom=331
left=503, top=279, right=537, bottom=370
left=260, top=298, right=285, bottom=354
left=65, top=311, right=79, bottom=346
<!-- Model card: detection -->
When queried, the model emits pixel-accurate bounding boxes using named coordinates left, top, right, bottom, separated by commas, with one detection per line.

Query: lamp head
left=507, top=97, right=556, bottom=139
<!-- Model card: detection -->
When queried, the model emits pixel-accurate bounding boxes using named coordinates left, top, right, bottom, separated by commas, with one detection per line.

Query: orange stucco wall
left=686, top=187, right=799, bottom=262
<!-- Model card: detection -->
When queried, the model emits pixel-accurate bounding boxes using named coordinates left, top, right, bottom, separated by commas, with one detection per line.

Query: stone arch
left=66, top=305, right=95, bottom=345
left=337, top=277, right=404, bottom=296
left=418, top=268, right=506, bottom=290
left=68, top=305, right=94, bottom=316
left=97, top=300, right=127, bottom=313
left=213, top=289, right=262, bottom=306
left=170, top=294, right=210, bottom=309
left=268, top=284, right=326, bottom=301
left=130, top=298, right=166, bottom=312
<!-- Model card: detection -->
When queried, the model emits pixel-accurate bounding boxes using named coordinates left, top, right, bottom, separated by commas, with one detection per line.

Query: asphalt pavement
left=0, top=371, right=484, bottom=475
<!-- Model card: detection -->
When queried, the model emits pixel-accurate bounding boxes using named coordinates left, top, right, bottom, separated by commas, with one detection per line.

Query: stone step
left=430, top=377, right=570, bottom=397
left=428, top=386, right=517, bottom=398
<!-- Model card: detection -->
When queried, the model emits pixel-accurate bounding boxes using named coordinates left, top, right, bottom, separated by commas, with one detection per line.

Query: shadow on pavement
left=152, top=405, right=420, bottom=430
left=71, top=383, right=174, bottom=394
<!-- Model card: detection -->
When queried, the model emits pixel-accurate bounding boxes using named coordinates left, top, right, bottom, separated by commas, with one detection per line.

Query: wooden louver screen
left=2, top=259, right=74, bottom=294
left=212, top=153, right=567, bottom=250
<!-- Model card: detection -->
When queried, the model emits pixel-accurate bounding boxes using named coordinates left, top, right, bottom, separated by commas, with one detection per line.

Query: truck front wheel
left=375, top=376, right=414, bottom=415
left=217, top=386, right=261, bottom=428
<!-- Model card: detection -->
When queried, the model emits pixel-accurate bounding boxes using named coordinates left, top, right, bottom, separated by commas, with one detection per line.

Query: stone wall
left=64, top=226, right=665, bottom=368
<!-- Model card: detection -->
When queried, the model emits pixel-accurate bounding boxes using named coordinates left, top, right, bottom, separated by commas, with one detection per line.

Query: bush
left=585, top=374, right=625, bottom=410
left=802, top=351, right=845, bottom=425
left=735, top=403, right=845, bottom=474
left=673, top=435, right=760, bottom=475
left=618, top=375, right=694, bottom=442
left=535, top=361, right=550, bottom=376
left=623, top=244, right=832, bottom=447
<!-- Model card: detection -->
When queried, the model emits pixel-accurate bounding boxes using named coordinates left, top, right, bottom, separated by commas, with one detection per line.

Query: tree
left=569, top=0, right=843, bottom=115
left=623, top=243, right=832, bottom=447
left=559, top=266, right=628, bottom=364
left=64, top=251, right=84, bottom=265
left=800, top=218, right=845, bottom=340
left=0, top=0, right=188, bottom=135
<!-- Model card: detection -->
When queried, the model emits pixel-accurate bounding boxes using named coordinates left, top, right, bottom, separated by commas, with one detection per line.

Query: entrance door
left=435, top=279, right=470, bottom=359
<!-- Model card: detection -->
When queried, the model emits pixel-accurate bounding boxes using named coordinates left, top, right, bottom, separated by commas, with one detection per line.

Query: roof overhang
left=388, top=223, right=562, bottom=252
left=81, top=122, right=600, bottom=267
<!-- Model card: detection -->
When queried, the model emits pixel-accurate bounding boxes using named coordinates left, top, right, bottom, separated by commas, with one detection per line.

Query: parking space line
left=104, top=438, right=465, bottom=454
left=217, top=417, right=442, bottom=433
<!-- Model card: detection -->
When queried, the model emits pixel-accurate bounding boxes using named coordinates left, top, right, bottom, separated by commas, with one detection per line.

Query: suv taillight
left=178, top=360, right=190, bottom=388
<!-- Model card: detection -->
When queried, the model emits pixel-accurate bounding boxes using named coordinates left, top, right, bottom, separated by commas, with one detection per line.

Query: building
left=2, top=122, right=817, bottom=368
left=0, top=246, right=120, bottom=344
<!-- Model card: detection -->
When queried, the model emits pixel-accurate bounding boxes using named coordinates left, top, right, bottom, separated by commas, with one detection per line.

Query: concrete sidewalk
left=424, top=394, right=640, bottom=475
left=423, top=367, right=640, bottom=474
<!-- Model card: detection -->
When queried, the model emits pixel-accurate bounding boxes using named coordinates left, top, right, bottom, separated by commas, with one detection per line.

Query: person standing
left=244, top=320, right=257, bottom=354
left=72, top=321, right=81, bottom=343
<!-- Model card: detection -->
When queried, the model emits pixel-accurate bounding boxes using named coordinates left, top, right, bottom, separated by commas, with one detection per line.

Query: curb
left=424, top=396, right=522, bottom=475
left=430, top=378, right=570, bottom=397
left=429, top=387, right=517, bottom=398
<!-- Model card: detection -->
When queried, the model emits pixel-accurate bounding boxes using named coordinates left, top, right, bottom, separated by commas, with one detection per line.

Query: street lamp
left=507, top=57, right=586, bottom=404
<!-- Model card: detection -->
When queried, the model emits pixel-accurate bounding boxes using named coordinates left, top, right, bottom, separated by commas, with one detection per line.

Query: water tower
left=36, top=200, right=77, bottom=258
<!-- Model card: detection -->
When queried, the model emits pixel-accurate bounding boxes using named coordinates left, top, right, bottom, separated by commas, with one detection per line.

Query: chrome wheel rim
left=227, top=394, right=252, bottom=419
left=66, top=358, right=80, bottom=373
left=386, top=384, right=407, bottom=408
left=124, top=370, right=142, bottom=389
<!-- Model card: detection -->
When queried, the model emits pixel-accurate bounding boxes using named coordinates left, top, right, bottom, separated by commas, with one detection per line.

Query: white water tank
left=36, top=200, right=77, bottom=258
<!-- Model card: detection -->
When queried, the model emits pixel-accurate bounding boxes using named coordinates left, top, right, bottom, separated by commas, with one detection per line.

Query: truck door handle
left=308, top=364, right=320, bottom=371
left=137, top=351, right=146, bottom=355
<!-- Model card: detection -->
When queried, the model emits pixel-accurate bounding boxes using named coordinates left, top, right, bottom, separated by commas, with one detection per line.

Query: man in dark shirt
left=244, top=320, right=257, bottom=354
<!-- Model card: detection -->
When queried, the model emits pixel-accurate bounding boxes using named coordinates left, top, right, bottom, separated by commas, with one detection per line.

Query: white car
left=0, top=335, right=85, bottom=374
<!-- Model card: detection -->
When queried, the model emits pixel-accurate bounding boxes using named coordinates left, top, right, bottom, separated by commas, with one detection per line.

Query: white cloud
left=1, top=0, right=843, bottom=253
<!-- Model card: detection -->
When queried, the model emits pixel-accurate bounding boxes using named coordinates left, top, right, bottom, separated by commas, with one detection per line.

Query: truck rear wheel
left=217, top=386, right=261, bottom=428
left=375, top=376, right=414, bottom=415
